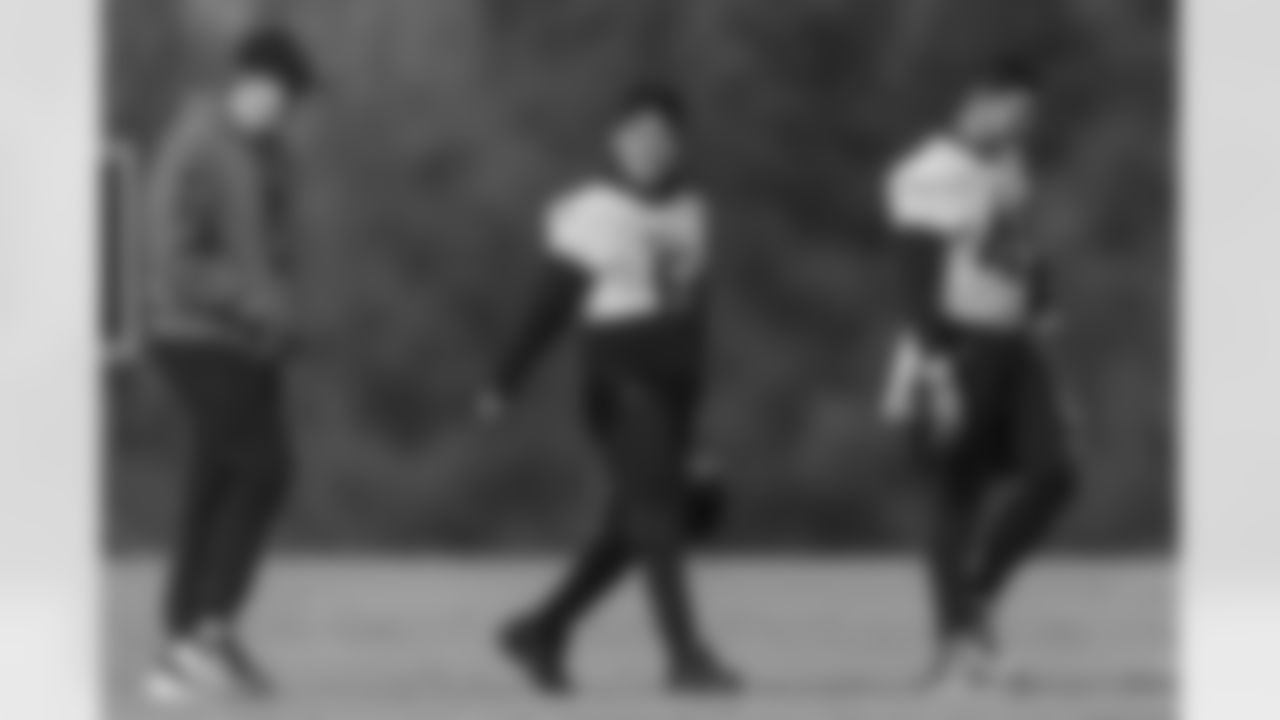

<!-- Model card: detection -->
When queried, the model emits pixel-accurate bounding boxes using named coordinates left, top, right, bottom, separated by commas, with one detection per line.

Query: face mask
left=227, top=76, right=287, bottom=135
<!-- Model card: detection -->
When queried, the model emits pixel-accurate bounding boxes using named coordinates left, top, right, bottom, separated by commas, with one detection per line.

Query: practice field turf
left=105, top=558, right=1173, bottom=720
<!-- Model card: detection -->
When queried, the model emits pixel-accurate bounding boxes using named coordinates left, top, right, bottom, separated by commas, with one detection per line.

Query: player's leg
left=500, top=366, right=633, bottom=693
left=920, top=336, right=1009, bottom=692
left=607, top=376, right=739, bottom=692
left=973, top=342, right=1078, bottom=622
left=162, top=419, right=230, bottom=641
left=204, top=356, right=291, bottom=619
left=924, top=463, right=987, bottom=659
left=502, top=499, right=630, bottom=694
left=143, top=345, right=252, bottom=702
left=152, top=346, right=232, bottom=635
left=535, top=505, right=631, bottom=630
left=921, top=447, right=1006, bottom=694
left=667, top=370, right=728, bottom=543
left=197, top=356, right=293, bottom=696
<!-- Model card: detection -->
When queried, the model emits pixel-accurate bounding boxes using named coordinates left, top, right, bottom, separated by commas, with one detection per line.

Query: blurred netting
left=104, top=0, right=1175, bottom=552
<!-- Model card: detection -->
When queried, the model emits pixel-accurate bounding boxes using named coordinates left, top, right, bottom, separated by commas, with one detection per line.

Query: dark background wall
left=104, top=0, right=1175, bottom=552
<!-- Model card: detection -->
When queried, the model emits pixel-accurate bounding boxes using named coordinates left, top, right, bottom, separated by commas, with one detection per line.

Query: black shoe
left=669, top=653, right=744, bottom=695
left=499, top=616, right=571, bottom=695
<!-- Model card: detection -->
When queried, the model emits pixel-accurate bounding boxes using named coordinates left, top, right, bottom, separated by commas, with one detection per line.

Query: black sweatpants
left=526, top=316, right=716, bottom=664
left=923, top=330, right=1078, bottom=643
left=153, top=341, right=293, bottom=638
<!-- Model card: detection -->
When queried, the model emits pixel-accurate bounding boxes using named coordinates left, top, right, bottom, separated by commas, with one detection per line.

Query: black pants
left=153, top=342, right=293, bottom=638
left=525, top=318, right=717, bottom=664
left=922, top=330, right=1078, bottom=643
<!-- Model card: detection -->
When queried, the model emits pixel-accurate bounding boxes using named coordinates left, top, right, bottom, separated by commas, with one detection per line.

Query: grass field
left=106, top=558, right=1173, bottom=720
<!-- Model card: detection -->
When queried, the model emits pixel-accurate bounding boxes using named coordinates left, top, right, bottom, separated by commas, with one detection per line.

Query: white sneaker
left=141, top=636, right=242, bottom=707
left=187, top=618, right=276, bottom=694
left=141, top=640, right=225, bottom=707
left=141, top=664, right=200, bottom=707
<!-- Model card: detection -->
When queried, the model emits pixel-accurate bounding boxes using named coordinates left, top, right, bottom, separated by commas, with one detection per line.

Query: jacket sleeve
left=210, top=143, right=291, bottom=330
left=142, top=112, right=243, bottom=320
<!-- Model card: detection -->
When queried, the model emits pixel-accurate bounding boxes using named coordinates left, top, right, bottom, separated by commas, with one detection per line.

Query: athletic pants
left=153, top=341, right=293, bottom=638
left=921, top=329, right=1079, bottom=642
left=524, top=316, right=718, bottom=664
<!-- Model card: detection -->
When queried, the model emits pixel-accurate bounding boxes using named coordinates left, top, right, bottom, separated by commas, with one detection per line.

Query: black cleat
left=499, top=617, right=571, bottom=695
left=669, top=654, right=744, bottom=696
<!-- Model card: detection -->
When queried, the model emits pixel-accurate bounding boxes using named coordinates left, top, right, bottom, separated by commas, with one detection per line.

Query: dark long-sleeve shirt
left=494, top=258, right=587, bottom=396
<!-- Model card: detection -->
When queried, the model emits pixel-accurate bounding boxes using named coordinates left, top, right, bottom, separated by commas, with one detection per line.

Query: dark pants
left=922, top=330, right=1078, bottom=643
left=153, top=341, right=293, bottom=638
left=524, top=317, right=718, bottom=665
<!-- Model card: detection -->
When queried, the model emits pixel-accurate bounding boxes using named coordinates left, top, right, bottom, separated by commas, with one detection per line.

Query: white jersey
left=545, top=181, right=709, bottom=324
left=886, top=136, right=1032, bottom=330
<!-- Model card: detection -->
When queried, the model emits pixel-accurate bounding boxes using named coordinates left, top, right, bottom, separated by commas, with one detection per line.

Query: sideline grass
left=106, top=557, right=1173, bottom=720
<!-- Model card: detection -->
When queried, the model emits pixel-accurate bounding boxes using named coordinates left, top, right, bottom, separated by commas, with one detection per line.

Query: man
left=881, top=57, right=1079, bottom=692
left=480, top=87, right=740, bottom=695
left=137, top=26, right=317, bottom=704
